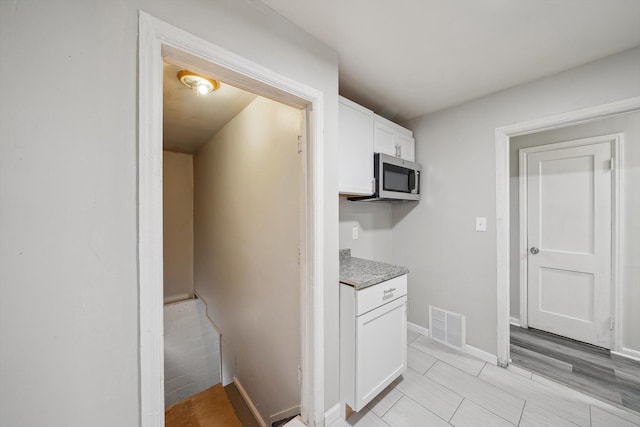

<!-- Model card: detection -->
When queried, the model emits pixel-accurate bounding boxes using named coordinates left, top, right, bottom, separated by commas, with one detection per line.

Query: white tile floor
left=330, top=330, right=640, bottom=427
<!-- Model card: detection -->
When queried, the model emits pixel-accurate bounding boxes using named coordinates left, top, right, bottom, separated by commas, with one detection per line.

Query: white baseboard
left=407, top=321, right=429, bottom=337
left=324, top=403, right=341, bottom=425
left=408, top=321, right=496, bottom=365
left=465, top=344, right=498, bottom=365
left=233, top=377, right=267, bottom=427
left=509, top=316, right=521, bottom=327
left=614, top=348, right=640, bottom=363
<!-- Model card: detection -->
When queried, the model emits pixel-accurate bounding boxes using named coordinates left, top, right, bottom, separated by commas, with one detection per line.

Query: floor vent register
left=429, top=305, right=466, bottom=350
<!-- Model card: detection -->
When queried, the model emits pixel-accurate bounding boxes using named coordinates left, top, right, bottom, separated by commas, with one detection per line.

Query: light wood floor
left=165, top=383, right=242, bottom=427
left=510, top=325, right=640, bottom=413
left=331, top=330, right=640, bottom=427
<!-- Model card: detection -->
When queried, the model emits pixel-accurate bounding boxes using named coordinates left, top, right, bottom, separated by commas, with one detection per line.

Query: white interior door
left=526, top=140, right=612, bottom=348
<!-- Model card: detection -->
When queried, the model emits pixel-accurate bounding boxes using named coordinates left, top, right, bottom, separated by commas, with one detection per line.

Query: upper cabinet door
left=338, top=96, right=374, bottom=195
left=396, top=133, right=415, bottom=162
left=373, top=115, right=415, bottom=161
left=373, top=120, right=396, bottom=158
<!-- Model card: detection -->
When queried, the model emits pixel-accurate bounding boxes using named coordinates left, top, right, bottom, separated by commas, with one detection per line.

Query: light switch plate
left=352, top=226, right=359, bottom=240
left=476, top=217, right=487, bottom=232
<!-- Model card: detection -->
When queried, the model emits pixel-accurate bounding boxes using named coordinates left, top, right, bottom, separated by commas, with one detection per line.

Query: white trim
left=324, top=403, right=341, bottom=425
left=495, top=96, right=640, bottom=368
left=614, top=349, right=640, bottom=363
left=465, top=344, right=498, bottom=365
left=407, top=321, right=429, bottom=337
left=509, top=317, right=521, bottom=327
left=138, top=12, right=325, bottom=427
left=298, top=110, right=308, bottom=424
left=517, top=134, right=621, bottom=153
left=612, top=138, right=623, bottom=355
left=518, top=135, right=622, bottom=350
left=234, top=377, right=268, bottom=427
left=138, top=13, right=165, bottom=427
left=495, top=125, right=511, bottom=368
left=518, top=151, right=529, bottom=329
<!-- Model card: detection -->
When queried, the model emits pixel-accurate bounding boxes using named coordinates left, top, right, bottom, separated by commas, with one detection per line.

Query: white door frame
left=137, top=12, right=325, bottom=426
left=518, top=135, right=622, bottom=347
left=494, top=96, right=640, bottom=367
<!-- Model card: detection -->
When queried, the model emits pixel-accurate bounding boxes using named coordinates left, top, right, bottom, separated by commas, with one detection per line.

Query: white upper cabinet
left=339, top=97, right=416, bottom=195
left=395, top=133, right=415, bottom=162
left=372, top=120, right=395, bottom=156
left=338, top=96, right=374, bottom=195
left=373, top=115, right=415, bottom=162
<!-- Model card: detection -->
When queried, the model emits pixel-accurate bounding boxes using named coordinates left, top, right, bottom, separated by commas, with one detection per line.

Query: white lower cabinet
left=340, top=275, right=408, bottom=412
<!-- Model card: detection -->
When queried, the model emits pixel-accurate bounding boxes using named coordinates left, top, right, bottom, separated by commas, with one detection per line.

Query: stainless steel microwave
left=349, top=153, right=421, bottom=202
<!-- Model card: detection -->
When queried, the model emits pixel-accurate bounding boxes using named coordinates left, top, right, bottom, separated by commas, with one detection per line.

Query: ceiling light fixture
left=177, top=69, right=220, bottom=96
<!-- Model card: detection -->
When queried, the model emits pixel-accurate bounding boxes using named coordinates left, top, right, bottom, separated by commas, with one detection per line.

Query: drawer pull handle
left=384, top=288, right=396, bottom=294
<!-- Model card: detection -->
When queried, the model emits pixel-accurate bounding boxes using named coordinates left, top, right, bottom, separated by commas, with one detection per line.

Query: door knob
left=530, top=247, right=539, bottom=255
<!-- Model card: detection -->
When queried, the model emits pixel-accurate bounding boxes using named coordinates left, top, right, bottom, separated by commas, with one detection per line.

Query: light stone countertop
left=339, top=249, right=409, bottom=290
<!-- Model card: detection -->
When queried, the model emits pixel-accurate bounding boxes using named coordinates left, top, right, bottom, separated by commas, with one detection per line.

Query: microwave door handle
left=407, top=170, right=416, bottom=194
left=411, top=170, right=419, bottom=194
left=409, top=171, right=415, bottom=193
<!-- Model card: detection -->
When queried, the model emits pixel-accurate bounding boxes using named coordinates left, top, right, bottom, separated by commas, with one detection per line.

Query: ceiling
left=163, top=62, right=257, bottom=153
left=260, top=0, right=640, bottom=122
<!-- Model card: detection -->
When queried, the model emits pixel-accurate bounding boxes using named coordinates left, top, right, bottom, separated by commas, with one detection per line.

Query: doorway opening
left=138, top=12, right=325, bottom=427
left=495, top=101, right=640, bottom=413
left=513, top=134, right=619, bottom=349
left=162, top=57, right=306, bottom=426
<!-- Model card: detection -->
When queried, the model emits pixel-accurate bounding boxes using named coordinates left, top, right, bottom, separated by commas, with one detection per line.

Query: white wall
left=163, top=151, right=194, bottom=302
left=395, top=46, right=640, bottom=355
left=0, top=1, right=339, bottom=426
left=339, top=197, right=394, bottom=263
left=164, top=298, right=220, bottom=406
left=509, top=111, right=640, bottom=352
left=0, top=3, right=139, bottom=426
left=193, top=97, right=302, bottom=423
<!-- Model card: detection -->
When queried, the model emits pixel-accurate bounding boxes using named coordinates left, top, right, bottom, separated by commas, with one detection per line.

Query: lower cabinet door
left=354, top=296, right=407, bottom=411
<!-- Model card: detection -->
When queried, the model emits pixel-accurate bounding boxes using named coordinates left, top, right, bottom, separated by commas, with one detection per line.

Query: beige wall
left=163, top=151, right=194, bottom=302
left=193, top=97, right=302, bottom=423
left=509, top=111, right=640, bottom=352
left=395, top=46, right=640, bottom=355
left=0, top=1, right=339, bottom=425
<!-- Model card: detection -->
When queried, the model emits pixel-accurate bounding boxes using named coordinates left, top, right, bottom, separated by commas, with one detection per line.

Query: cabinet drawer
left=356, top=274, right=407, bottom=316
